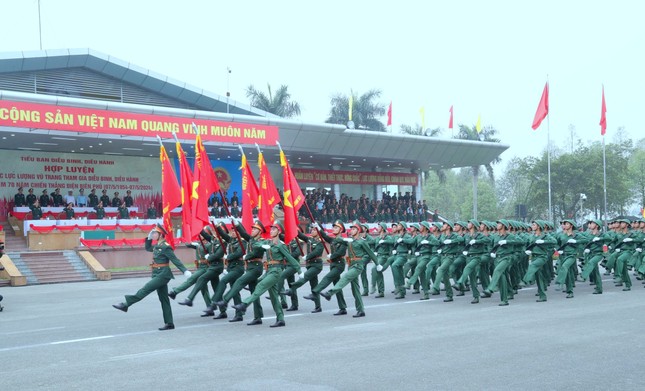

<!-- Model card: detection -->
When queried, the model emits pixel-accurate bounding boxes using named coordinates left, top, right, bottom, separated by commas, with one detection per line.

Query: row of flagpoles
left=157, top=124, right=309, bottom=249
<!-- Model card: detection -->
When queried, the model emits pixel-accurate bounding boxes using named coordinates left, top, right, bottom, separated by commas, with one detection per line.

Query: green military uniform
left=29, top=203, right=43, bottom=220
left=430, top=222, right=465, bottom=301
left=456, top=224, right=493, bottom=303
left=94, top=205, right=106, bottom=219
left=279, top=231, right=308, bottom=310
left=522, top=222, right=557, bottom=301
left=169, top=232, right=214, bottom=307
left=554, top=220, right=588, bottom=297
left=26, top=189, right=37, bottom=206
left=424, top=225, right=445, bottom=297
left=209, top=226, right=245, bottom=320
left=613, top=220, right=635, bottom=290
left=306, top=221, right=348, bottom=314
left=580, top=220, right=609, bottom=294
left=402, top=224, right=422, bottom=294
left=113, top=226, right=189, bottom=329
left=14, top=188, right=26, bottom=207
left=118, top=204, right=130, bottom=219
left=482, top=220, right=522, bottom=305
left=64, top=205, right=75, bottom=220
left=372, top=224, right=394, bottom=297
left=147, top=206, right=158, bottom=219
left=287, top=231, right=324, bottom=312
left=88, top=190, right=98, bottom=207
left=387, top=222, right=413, bottom=299
left=180, top=233, right=225, bottom=305
left=359, top=224, right=375, bottom=296
left=321, top=222, right=378, bottom=317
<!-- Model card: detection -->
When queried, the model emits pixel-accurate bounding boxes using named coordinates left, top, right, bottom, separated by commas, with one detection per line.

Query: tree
left=326, top=89, right=386, bottom=131
left=628, top=146, right=645, bottom=209
left=453, top=124, right=502, bottom=219
left=245, top=84, right=301, bottom=118
left=401, top=125, right=445, bottom=182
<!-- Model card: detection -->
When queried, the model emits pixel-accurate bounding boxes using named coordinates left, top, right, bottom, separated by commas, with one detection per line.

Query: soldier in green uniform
left=26, top=188, right=37, bottom=206
left=213, top=221, right=266, bottom=325
left=405, top=221, right=439, bottom=299
left=521, top=220, right=557, bottom=301
left=146, top=202, right=158, bottom=219
left=63, top=202, right=75, bottom=220
left=29, top=199, right=43, bottom=220
left=207, top=223, right=245, bottom=320
left=167, top=227, right=214, bottom=311
left=613, top=219, right=635, bottom=290
left=279, top=228, right=308, bottom=311
left=373, top=223, right=394, bottom=298
left=387, top=222, right=413, bottom=299
left=39, top=189, right=50, bottom=207
left=359, top=223, right=375, bottom=296
left=481, top=220, right=522, bottom=305
left=88, top=189, right=99, bottom=208
left=554, top=219, right=588, bottom=298
left=14, top=187, right=26, bottom=207
left=99, top=190, right=110, bottom=208
left=455, top=220, right=492, bottom=303
left=579, top=219, right=608, bottom=294
left=286, top=226, right=325, bottom=312
left=320, top=221, right=377, bottom=317
left=233, top=221, right=301, bottom=327
left=424, top=222, right=444, bottom=297
left=177, top=227, right=225, bottom=307
left=430, top=221, right=465, bottom=302
left=117, top=201, right=130, bottom=219
left=112, top=224, right=191, bottom=330
left=403, top=223, right=422, bottom=294
left=304, top=220, right=348, bottom=315
left=94, top=201, right=106, bottom=219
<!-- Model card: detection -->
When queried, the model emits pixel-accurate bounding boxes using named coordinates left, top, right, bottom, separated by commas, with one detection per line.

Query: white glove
left=592, top=237, right=601, bottom=242
left=567, top=239, right=577, bottom=244
left=414, top=251, right=420, bottom=256
left=261, top=244, right=271, bottom=250
left=183, top=270, right=192, bottom=278
left=299, top=256, right=305, bottom=262
left=396, top=238, right=403, bottom=243
left=462, top=251, right=468, bottom=256
left=204, top=253, right=210, bottom=258
left=298, top=272, right=304, bottom=279
left=498, top=239, right=507, bottom=246
left=524, top=250, right=532, bottom=256
left=344, top=238, right=354, bottom=243
left=490, top=252, right=497, bottom=258
left=147, top=229, right=155, bottom=240
left=378, top=239, right=385, bottom=244
left=327, top=254, right=332, bottom=259
left=616, top=248, right=621, bottom=253
left=557, top=250, right=563, bottom=255
left=392, top=250, right=397, bottom=255
left=623, top=238, right=633, bottom=242
left=420, top=240, right=429, bottom=245
left=376, top=265, right=383, bottom=272
left=469, top=239, right=476, bottom=245
left=437, top=249, right=442, bottom=254
left=191, top=241, right=199, bottom=247
left=535, top=239, right=544, bottom=244
left=636, top=248, right=642, bottom=253
left=222, top=269, right=228, bottom=275
left=583, top=249, right=590, bottom=254
left=443, top=239, right=452, bottom=245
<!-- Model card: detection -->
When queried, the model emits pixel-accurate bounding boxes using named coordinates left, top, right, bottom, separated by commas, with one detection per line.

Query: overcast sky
left=2, top=0, right=643, bottom=167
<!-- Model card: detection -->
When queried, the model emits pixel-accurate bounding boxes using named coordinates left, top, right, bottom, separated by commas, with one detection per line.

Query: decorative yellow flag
left=419, top=106, right=425, bottom=130
left=348, top=95, right=353, bottom=121
left=476, top=114, right=482, bottom=133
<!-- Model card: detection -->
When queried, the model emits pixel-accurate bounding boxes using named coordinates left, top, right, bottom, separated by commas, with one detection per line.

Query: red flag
left=531, top=82, right=549, bottom=130
left=191, top=132, right=221, bottom=236
left=176, top=141, right=193, bottom=243
left=160, top=144, right=181, bottom=249
left=280, top=149, right=305, bottom=243
left=240, top=151, right=259, bottom=232
left=257, top=150, right=281, bottom=234
left=387, top=101, right=392, bottom=126
left=448, top=105, right=454, bottom=129
left=600, top=86, right=607, bottom=136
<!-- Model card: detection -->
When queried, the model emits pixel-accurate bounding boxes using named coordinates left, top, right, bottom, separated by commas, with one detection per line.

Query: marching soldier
left=373, top=223, right=394, bottom=298
left=579, top=219, right=609, bottom=294
left=112, top=224, right=192, bottom=330
left=387, top=222, right=413, bottom=299
left=481, top=220, right=522, bottom=305
left=319, top=221, right=378, bottom=318
left=232, top=221, right=302, bottom=327
left=279, top=228, right=308, bottom=311
left=208, top=223, right=245, bottom=320
left=286, top=226, right=325, bottom=312
left=304, top=220, right=348, bottom=315
left=521, top=221, right=557, bottom=301
left=554, top=219, right=588, bottom=298
left=430, top=221, right=465, bottom=302
left=455, top=220, right=492, bottom=304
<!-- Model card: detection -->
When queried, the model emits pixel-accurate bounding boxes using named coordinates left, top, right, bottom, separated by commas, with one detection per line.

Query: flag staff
left=546, top=78, right=553, bottom=224
left=600, top=86, right=608, bottom=229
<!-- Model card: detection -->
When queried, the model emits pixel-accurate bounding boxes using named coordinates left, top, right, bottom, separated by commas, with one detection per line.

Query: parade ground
left=2, top=270, right=644, bottom=391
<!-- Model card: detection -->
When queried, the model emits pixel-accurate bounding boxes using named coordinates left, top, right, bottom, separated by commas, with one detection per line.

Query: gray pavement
left=1, top=268, right=645, bottom=391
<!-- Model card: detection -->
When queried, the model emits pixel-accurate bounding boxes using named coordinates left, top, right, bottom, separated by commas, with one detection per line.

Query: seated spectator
left=124, top=190, right=134, bottom=207
left=117, top=201, right=130, bottom=219
left=146, top=202, right=158, bottom=219
left=29, top=199, right=43, bottom=220
left=63, top=202, right=75, bottom=220
left=94, top=201, right=106, bottom=219
left=76, top=189, right=88, bottom=207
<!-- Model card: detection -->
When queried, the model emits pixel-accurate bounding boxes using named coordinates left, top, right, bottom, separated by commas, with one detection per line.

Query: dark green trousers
left=290, top=262, right=323, bottom=308
left=329, top=262, right=364, bottom=311
left=243, top=266, right=284, bottom=322
left=313, top=261, right=347, bottom=310
left=223, top=263, right=264, bottom=320
left=124, top=275, right=173, bottom=324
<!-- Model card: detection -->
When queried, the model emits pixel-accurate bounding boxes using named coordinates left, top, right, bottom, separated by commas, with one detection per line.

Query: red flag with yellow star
left=280, top=149, right=305, bottom=243
left=240, top=151, right=259, bottom=231
left=160, top=143, right=181, bottom=249
left=176, top=141, right=193, bottom=243
left=257, top=150, right=281, bottom=234
left=191, top=132, right=220, bottom=237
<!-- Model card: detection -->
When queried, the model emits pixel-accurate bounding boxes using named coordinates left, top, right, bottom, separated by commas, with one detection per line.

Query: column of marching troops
left=112, top=215, right=645, bottom=330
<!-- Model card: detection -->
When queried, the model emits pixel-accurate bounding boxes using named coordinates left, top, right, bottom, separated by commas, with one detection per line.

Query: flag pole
left=546, top=78, right=553, bottom=224
left=602, top=135, right=608, bottom=229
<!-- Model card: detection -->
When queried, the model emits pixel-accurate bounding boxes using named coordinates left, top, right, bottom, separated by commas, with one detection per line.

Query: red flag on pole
left=176, top=140, right=193, bottom=243
left=279, top=149, right=305, bottom=243
left=600, top=86, right=607, bottom=136
left=160, top=143, right=181, bottom=249
left=448, top=105, right=454, bottom=129
left=387, top=101, right=392, bottom=126
left=191, top=132, right=221, bottom=236
left=240, top=150, right=259, bottom=232
left=257, top=150, right=281, bottom=234
left=531, top=82, right=549, bottom=130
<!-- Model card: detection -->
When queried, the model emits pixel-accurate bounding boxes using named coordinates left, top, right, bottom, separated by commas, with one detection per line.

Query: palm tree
left=245, top=84, right=301, bottom=118
left=326, top=89, right=386, bottom=131
left=400, top=125, right=446, bottom=183
left=454, top=124, right=502, bottom=219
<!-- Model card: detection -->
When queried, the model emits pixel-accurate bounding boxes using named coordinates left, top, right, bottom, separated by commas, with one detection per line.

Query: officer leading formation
left=112, top=217, right=645, bottom=330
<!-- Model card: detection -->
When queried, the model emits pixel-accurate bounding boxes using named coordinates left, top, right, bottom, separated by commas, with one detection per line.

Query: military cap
left=532, top=220, right=545, bottom=230
left=350, top=220, right=363, bottom=232
left=398, top=221, right=408, bottom=230
left=252, top=220, right=266, bottom=233
left=420, top=221, right=432, bottom=230
left=587, top=219, right=603, bottom=228
left=560, top=219, right=577, bottom=229
left=378, top=222, right=388, bottom=231
left=333, top=220, right=346, bottom=233
left=360, top=222, right=370, bottom=232
left=443, top=220, right=454, bottom=229
left=154, top=223, right=168, bottom=236
left=409, top=223, right=420, bottom=231
left=271, top=220, right=284, bottom=233
left=468, top=219, right=480, bottom=228
left=455, top=221, right=468, bottom=229
left=497, top=219, right=510, bottom=229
